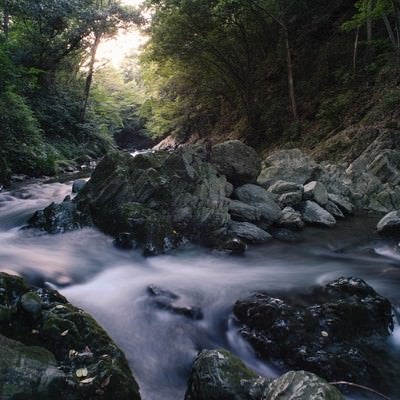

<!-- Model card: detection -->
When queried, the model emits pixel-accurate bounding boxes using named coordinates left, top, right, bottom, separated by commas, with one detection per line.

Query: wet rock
left=276, top=207, right=304, bottom=230
left=233, top=277, right=395, bottom=391
left=227, top=221, right=272, bottom=244
left=210, top=140, right=261, bottom=186
left=114, top=232, right=137, bottom=250
left=72, top=179, right=87, bottom=194
left=185, top=349, right=266, bottom=400
left=268, top=227, right=301, bottom=242
left=0, top=272, right=141, bottom=400
left=27, top=196, right=87, bottom=234
left=377, top=210, right=400, bottom=235
left=297, top=201, right=336, bottom=227
left=328, top=193, right=353, bottom=215
left=221, top=237, right=247, bottom=255
left=258, top=149, right=319, bottom=186
left=147, top=285, right=203, bottom=320
left=277, top=191, right=303, bottom=207
left=185, top=349, right=343, bottom=400
left=324, top=201, right=344, bottom=219
left=303, top=181, right=328, bottom=206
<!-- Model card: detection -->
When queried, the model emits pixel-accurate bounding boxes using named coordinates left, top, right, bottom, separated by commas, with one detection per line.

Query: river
left=0, top=180, right=399, bottom=400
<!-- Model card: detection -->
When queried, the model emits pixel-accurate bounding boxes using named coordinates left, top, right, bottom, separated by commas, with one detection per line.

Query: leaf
left=76, top=368, right=88, bottom=378
left=61, top=329, right=69, bottom=336
left=80, top=377, right=96, bottom=384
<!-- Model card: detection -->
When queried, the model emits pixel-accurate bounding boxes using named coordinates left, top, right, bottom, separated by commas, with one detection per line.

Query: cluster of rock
left=233, top=277, right=398, bottom=394
left=0, top=272, right=141, bottom=400
left=28, top=140, right=360, bottom=255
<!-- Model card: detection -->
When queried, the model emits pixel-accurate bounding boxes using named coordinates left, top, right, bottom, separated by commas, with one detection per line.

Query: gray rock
left=228, top=221, right=272, bottom=243
left=185, top=349, right=343, bottom=400
left=71, top=179, right=87, bottom=193
left=233, top=184, right=281, bottom=226
left=266, top=370, right=343, bottom=400
left=377, top=211, right=400, bottom=235
left=20, top=292, right=42, bottom=320
left=303, top=181, right=328, bottom=206
left=221, top=237, right=247, bottom=254
left=225, top=182, right=234, bottom=197
left=228, top=200, right=260, bottom=222
left=324, top=201, right=344, bottom=219
left=276, top=207, right=304, bottom=230
left=210, top=140, right=261, bottom=186
left=298, top=201, right=336, bottom=227
left=328, top=193, right=353, bottom=215
left=258, top=149, right=319, bottom=186
left=234, top=184, right=277, bottom=204
left=267, top=180, right=303, bottom=195
left=278, top=191, right=303, bottom=207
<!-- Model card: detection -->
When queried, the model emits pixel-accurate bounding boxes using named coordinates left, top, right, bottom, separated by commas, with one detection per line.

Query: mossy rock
left=0, top=273, right=141, bottom=400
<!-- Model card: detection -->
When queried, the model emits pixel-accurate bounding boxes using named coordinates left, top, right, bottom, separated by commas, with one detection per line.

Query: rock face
left=185, top=349, right=343, bottom=400
left=0, top=272, right=141, bottom=400
left=210, top=140, right=261, bottom=186
left=233, top=277, right=395, bottom=391
left=377, top=210, right=400, bottom=235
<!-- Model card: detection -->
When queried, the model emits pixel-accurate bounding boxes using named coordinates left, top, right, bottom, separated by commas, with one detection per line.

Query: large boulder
left=258, top=149, right=319, bottom=186
left=227, top=221, right=272, bottom=244
left=185, top=349, right=343, bottom=400
left=233, top=277, right=396, bottom=393
left=0, top=272, right=141, bottom=400
left=210, top=140, right=261, bottom=187
left=29, top=148, right=231, bottom=255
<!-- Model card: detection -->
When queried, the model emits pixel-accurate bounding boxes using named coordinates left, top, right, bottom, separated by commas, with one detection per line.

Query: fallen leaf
left=76, top=368, right=88, bottom=378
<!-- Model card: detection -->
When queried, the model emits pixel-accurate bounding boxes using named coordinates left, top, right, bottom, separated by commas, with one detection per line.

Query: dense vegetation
left=140, top=0, right=400, bottom=148
left=0, top=0, right=140, bottom=184
left=1, top=0, right=400, bottom=184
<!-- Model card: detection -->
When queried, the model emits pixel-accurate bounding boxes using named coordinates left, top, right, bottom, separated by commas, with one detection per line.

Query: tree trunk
left=81, top=33, right=102, bottom=121
left=383, top=14, right=398, bottom=48
left=284, top=28, right=298, bottom=122
left=2, top=0, right=9, bottom=39
left=353, top=27, right=360, bottom=75
left=366, top=0, right=372, bottom=42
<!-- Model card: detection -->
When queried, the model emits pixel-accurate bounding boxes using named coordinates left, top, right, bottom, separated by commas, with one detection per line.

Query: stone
left=303, top=181, right=328, bottom=206
left=233, top=184, right=281, bottom=226
left=233, top=277, right=395, bottom=391
left=267, top=180, right=303, bottom=195
left=185, top=349, right=343, bottom=400
left=147, top=285, right=203, bottom=320
left=377, top=210, right=400, bottom=235
left=210, top=140, right=261, bottom=186
left=27, top=196, right=87, bottom=234
left=324, top=201, right=344, bottom=219
left=276, top=207, right=304, bottom=230
left=0, top=272, right=141, bottom=400
left=298, top=201, right=336, bottom=227
left=221, top=237, right=247, bottom=255
left=114, top=232, right=137, bottom=249
left=277, top=191, right=303, bottom=207
left=228, top=200, right=260, bottom=222
left=72, top=179, right=87, bottom=194
left=328, top=193, right=353, bottom=215
left=227, top=221, right=272, bottom=244
left=258, top=149, right=319, bottom=186
left=268, top=228, right=302, bottom=242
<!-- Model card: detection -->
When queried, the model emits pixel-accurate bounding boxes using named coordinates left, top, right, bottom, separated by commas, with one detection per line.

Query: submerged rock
left=233, top=277, right=395, bottom=392
left=185, top=349, right=343, bottom=400
left=0, top=272, right=141, bottom=400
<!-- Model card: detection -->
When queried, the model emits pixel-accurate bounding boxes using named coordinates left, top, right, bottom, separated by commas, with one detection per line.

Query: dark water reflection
left=0, top=182, right=399, bottom=400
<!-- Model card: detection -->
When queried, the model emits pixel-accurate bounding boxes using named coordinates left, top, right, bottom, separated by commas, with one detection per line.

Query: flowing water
left=1, top=181, right=400, bottom=400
